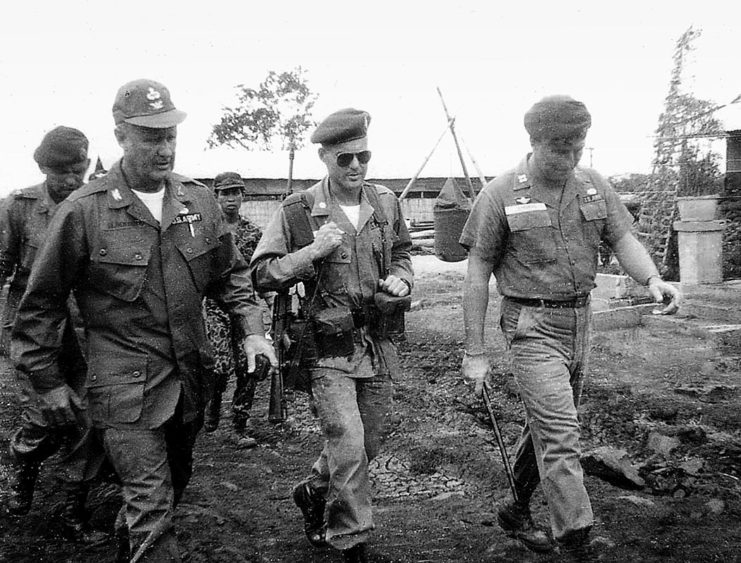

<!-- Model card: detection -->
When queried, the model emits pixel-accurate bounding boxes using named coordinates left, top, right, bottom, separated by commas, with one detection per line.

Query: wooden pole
left=462, top=137, right=487, bottom=190
left=286, top=147, right=295, bottom=195
left=398, top=118, right=454, bottom=203
left=437, top=87, right=476, bottom=199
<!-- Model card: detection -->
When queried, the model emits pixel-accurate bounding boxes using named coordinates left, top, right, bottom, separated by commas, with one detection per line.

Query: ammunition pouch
left=370, top=293, right=411, bottom=338
left=312, top=306, right=356, bottom=358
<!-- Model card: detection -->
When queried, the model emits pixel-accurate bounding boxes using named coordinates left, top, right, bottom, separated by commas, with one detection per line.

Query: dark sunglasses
left=335, top=150, right=372, bottom=167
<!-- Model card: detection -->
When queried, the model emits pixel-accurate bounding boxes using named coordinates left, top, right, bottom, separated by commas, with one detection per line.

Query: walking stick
left=482, top=381, right=520, bottom=504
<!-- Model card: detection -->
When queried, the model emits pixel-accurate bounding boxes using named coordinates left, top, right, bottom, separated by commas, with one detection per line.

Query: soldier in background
left=204, top=171, right=269, bottom=447
left=0, top=126, right=105, bottom=543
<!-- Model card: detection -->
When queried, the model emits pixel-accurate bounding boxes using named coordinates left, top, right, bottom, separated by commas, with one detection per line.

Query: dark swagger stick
left=482, top=381, right=520, bottom=504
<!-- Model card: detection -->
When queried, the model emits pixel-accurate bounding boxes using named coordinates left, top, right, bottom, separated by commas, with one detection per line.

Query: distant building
left=196, top=176, right=485, bottom=229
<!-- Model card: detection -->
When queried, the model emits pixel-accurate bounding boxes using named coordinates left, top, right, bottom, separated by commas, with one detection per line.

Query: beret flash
left=310, top=108, right=371, bottom=145
left=33, top=126, right=89, bottom=168
left=524, top=95, right=591, bottom=141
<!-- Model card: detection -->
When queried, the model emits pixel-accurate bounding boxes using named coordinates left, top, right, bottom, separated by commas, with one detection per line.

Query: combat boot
left=204, top=391, right=222, bottom=432
left=59, top=482, right=108, bottom=544
left=497, top=500, right=553, bottom=553
left=341, top=543, right=368, bottom=563
left=558, top=528, right=597, bottom=562
left=7, top=459, right=41, bottom=515
left=292, top=481, right=327, bottom=547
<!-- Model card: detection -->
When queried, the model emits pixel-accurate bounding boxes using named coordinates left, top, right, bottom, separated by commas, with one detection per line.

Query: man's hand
left=378, top=275, right=410, bottom=297
left=309, top=221, right=344, bottom=261
left=648, top=277, right=682, bottom=315
left=462, top=352, right=490, bottom=395
left=40, top=385, right=84, bottom=429
left=242, top=333, right=279, bottom=373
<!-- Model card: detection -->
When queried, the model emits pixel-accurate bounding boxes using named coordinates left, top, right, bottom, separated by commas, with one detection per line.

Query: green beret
left=33, top=126, right=89, bottom=168
left=213, top=171, right=245, bottom=191
left=310, top=108, right=370, bottom=145
left=524, top=95, right=591, bottom=141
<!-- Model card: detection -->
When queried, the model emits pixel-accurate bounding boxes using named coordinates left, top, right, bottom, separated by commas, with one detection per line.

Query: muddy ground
left=1, top=259, right=740, bottom=562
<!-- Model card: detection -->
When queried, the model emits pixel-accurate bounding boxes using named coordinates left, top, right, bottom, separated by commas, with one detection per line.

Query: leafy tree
left=208, top=67, right=318, bottom=193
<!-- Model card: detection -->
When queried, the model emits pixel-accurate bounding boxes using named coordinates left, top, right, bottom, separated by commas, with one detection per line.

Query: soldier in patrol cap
left=0, top=126, right=106, bottom=542
left=12, top=79, right=276, bottom=562
left=460, top=95, right=681, bottom=560
left=251, top=108, right=413, bottom=563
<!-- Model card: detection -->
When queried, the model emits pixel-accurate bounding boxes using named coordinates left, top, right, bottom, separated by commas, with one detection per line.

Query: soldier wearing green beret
left=251, top=108, right=414, bottom=563
left=460, top=95, right=681, bottom=559
left=0, top=126, right=105, bottom=543
left=11, top=79, right=276, bottom=562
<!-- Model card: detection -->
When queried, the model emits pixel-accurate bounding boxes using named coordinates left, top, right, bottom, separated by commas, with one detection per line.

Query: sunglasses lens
left=336, top=151, right=372, bottom=167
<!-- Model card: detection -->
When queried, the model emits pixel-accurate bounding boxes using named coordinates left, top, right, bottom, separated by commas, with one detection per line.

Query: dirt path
left=1, top=263, right=740, bottom=562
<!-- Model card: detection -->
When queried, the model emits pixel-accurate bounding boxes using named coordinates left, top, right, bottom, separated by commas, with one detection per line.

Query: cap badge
left=112, top=188, right=122, bottom=201
left=586, top=188, right=597, bottom=195
left=516, top=196, right=531, bottom=205
left=146, top=87, right=164, bottom=110
left=517, top=174, right=528, bottom=183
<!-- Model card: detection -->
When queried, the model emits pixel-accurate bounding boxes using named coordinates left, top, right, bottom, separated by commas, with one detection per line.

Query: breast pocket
left=87, top=352, right=148, bottom=424
left=505, top=206, right=557, bottom=264
left=320, top=241, right=352, bottom=294
left=87, top=243, right=151, bottom=301
left=580, top=200, right=607, bottom=249
left=176, top=234, right=221, bottom=293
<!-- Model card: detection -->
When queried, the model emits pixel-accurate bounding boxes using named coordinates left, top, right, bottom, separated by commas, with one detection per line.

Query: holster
left=371, top=293, right=411, bottom=338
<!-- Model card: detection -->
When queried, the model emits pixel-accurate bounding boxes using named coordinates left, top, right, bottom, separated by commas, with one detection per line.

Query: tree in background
left=208, top=67, right=318, bottom=194
left=636, top=26, right=725, bottom=279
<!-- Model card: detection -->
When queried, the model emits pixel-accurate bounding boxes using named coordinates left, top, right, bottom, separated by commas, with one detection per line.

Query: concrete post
left=673, top=219, right=725, bottom=285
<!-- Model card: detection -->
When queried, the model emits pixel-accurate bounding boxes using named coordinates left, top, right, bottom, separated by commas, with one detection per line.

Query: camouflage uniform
left=204, top=216, right=264, bottom=429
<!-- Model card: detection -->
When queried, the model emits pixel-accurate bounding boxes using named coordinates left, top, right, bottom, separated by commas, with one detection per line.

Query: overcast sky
left=1, top=1, right=739, bottom=196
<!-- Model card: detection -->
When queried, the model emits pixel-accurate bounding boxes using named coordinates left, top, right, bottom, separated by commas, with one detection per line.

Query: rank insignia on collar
left=517, top=174, right=528, bottom=183
left=516, top=196, right=531, bottom=204
left=319, top=201, right=327, bottom=209
left=181, top=207, right=189, bottom=214
left=112, top=188, right=122, bottom=201
left=586, top=187, right=597, bottom=195
left=176, top=184, right=184, bottom=197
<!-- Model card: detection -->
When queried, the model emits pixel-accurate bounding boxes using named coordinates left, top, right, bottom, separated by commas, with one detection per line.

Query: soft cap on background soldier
left=212, top=171, right=245, bottom=192
left=524, top=95, right=592, bottom=143
left=112, top=78, right=187, bottom=128
left=310, top=108, right=371, bottom=146
left=33, top=126, right=89, bottom=168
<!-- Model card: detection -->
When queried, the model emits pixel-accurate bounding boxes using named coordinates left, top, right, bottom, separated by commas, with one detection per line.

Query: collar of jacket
left=103, top=160, right=193, bottom=210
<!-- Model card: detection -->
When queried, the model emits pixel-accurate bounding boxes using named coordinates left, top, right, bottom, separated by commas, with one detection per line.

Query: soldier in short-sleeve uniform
left=460, top=95, right=681, bottom=558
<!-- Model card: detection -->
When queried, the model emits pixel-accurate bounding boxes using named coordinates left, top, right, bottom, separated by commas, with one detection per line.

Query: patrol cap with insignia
left=212, top=171, right=245, bottom=191
left=524, top=95, right=591, bottom=142
left=112, top=79, right=187, bottom=128
left=33, top=126, right=89, bottom=167
left=310, top=108, right=371, bottom=146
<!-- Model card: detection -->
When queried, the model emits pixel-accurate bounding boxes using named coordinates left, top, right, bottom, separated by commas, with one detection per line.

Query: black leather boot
left=341, top=543, right=368, bottom=563
left=60, top=481, right=108, bottom=544
left=7, top=459, right=41, bottom=515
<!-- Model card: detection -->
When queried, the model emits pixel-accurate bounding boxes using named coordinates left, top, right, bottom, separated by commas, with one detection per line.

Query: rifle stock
left=268, top=290, right=290, bottom=423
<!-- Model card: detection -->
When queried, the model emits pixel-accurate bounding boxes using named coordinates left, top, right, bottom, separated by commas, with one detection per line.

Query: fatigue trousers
left=102, top=404, right=203, bottom=563
left=499, top=298, right=594, bottom=541
left=305, top=354, right=394, bottom=551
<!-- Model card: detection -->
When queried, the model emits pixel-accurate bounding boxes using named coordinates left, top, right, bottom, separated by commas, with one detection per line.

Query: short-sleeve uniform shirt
left=459, top=156, right=633, bottom=300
